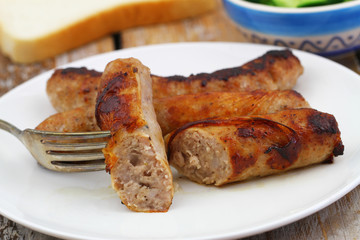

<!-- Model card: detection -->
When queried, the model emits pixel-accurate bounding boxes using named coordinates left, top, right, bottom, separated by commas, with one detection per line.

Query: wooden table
left=1, top=3, right=360, bottom=240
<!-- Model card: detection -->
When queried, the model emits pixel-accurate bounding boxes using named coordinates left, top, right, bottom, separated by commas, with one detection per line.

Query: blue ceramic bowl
left=222, top=0, right=360, bottom=56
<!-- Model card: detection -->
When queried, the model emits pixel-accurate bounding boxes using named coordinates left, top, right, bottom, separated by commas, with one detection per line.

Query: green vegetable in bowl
left=245, top=0, right=354, bottom=7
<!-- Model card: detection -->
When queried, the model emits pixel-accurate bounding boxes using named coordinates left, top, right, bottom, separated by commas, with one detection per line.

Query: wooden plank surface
left=1, top=2, right=360, bottom=240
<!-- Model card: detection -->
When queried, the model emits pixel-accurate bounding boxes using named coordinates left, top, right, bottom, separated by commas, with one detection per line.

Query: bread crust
left=165, top=108, right=344, bottom=186
left=1, top=0, right=217, bottom=63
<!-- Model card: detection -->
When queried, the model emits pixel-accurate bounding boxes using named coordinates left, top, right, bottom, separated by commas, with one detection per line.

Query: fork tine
left=1, top=119, right=111, bottom=172
left=50, top=161, right=106, bottom=172
left=47, top=151, right=105, bottom=161
left=37, top=130, right=111, bottom=141
left=43, top=141, right=108, bottom=151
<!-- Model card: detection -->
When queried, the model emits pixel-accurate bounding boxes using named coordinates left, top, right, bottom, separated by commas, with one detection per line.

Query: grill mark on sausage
left=264, top=130, right=301, bottom=170
left=231, top=153, right=257, bottom=175
left=233, top=118, right=301, bottom=171
left=322, top=155, right=334, bottom=164
left=59, top=67, right=102, bottom=77
left=308, top=112, right=340, bottom=135
left=333, top=141, right=344, bottom=156
left=161, top=66, right=253, bottom=84
left=236, top=127, right=256, bottom=138
left=95, top=72, right=142, bottom=132
left=265, top=50, right=291, bottom=59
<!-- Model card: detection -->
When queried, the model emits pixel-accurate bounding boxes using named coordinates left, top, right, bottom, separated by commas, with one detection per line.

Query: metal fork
left=0, top=119, right=110, bottom=172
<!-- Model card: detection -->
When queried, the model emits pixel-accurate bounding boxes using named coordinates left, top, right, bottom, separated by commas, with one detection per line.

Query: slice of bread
left=0, top=0, right=216, bottom=63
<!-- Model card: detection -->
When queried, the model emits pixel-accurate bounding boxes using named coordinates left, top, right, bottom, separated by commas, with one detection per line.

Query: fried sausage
left=46, top=67, right=102, bottom=113
left=46, top=49, right=303, bottom=112
left=36, top=90, right=309, bottom=135
left=95, top=58, right=173, bottom=212
left=155, top=90, right=309, bottom=135
left=165, top=108, right=344, bottom=186
left=36, top=107, right=100, bottom=132
left=151, top=49, right=303, bottom=98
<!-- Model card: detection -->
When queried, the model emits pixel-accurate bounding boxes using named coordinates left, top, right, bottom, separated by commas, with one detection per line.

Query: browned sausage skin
left=165, top=108, right=344, bottom=186
left=46, top=67, right=102, bottom=112
left=46, top=49, right=303, bottom=112
left=37, top=90, right=309, bottom=135
left=155, top=90, right=309, bottom=135
left=95, top=58, right=173, bottom=212
left=36, top=107, right=100, bottom=132
left=151, top=49, right=303, bottom=98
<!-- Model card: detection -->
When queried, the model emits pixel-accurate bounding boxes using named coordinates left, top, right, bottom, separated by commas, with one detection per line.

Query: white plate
left=0, top=42, right=359, bottom=240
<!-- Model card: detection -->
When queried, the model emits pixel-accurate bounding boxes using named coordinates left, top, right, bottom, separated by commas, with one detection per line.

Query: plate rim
left=0, top=41, right=359, bottom=240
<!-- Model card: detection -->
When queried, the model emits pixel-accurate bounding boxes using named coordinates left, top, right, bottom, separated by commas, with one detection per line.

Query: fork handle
left=0, top=119, right=22, bottom=137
